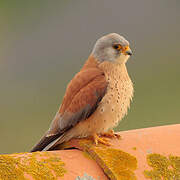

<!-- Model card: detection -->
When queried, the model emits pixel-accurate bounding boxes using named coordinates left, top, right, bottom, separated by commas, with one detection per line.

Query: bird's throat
left=116, top=54, right=130, bottom=64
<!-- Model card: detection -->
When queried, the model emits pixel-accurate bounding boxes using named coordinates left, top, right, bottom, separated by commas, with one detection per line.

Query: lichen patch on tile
left=144, top=153, right=180, bottom=179
left=78, top=139, right=137, bottom=180
left=0, top=151, right=67, bottom=180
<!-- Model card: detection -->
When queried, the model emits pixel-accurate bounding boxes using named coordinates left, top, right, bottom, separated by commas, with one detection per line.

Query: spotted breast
left=68, top=60, right=134, bottom=138
left=96, top=61, right=134, bottom=132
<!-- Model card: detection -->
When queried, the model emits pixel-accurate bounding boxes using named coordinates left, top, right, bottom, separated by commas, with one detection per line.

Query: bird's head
left=92, top=33, right=132, bottom=64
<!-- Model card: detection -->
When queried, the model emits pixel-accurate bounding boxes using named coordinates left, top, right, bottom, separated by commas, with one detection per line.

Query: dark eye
left=113, top=44, right=122, bottom=50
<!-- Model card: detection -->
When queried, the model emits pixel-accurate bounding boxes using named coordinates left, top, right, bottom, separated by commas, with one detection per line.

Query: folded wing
left=30, top=67, right=107, bottom=152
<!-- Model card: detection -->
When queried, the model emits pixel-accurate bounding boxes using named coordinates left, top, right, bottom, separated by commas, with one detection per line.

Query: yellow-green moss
left=82, top=151, right=94, bottom=160
left=79, top=139, right=137, bottom=180
left=79, top=139, right=96, bottom=149
left=132, top=147, right=137, bottom=151
left=0, top=155, right=24, bottom=180
left=0, top=151, right=66, bottom=180
left=144, top=153, right=180, bottom=179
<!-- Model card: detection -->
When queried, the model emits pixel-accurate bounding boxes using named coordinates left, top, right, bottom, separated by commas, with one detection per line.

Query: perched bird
left=31, top=33, right=133, bottom=152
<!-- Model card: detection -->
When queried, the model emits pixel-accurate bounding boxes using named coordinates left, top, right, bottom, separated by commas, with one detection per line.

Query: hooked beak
left=122, top=46, right=133, bottom=56
left=125, top=49, right=133, bottom=56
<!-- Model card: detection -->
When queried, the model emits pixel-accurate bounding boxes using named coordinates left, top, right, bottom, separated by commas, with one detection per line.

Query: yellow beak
left=122, top=46, right=133, bottom=56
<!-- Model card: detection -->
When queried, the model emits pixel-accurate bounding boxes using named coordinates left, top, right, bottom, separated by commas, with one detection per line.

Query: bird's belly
left=69, top=63, right=134, bottom=138
left=91, top=85, right=133, bottom=133
left=74, top=78, right=133, bottom=138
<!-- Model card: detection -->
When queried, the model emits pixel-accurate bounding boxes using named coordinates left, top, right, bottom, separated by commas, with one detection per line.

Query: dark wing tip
left=30, top=133, right=61, bottom=152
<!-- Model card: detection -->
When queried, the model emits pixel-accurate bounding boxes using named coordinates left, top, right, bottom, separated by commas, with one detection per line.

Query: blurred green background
left=0, top=1, right=179, bottom=153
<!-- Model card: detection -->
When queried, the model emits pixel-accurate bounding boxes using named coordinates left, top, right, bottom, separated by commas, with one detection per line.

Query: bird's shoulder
left=59, top=56, right=107, bottom=114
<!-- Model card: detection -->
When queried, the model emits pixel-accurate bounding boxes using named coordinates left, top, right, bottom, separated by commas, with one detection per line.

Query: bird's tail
left=30, top=132, right=63, bottom=152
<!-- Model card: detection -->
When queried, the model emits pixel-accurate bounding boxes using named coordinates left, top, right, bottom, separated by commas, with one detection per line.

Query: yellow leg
left=92, top=133, right=111, bottom=146
left=100, top=130, right=121, bottom=139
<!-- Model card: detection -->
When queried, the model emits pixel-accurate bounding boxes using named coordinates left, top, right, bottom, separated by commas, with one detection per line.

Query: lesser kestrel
left=31, top=33, right=133, bottom=152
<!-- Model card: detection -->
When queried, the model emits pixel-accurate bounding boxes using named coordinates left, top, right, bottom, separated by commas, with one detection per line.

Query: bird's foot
left=100, top=130, right=121, bottom=139
left=92, top=133, right=111, bottom=146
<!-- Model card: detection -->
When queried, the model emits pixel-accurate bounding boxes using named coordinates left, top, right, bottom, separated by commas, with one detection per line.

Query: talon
left=92, top=133, right=111, bottom=146
left=100, top=130, right=121, bottom=139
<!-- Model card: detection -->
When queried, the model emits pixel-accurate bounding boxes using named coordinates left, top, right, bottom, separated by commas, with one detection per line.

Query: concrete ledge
left=0, top=124, right=180, bottom=179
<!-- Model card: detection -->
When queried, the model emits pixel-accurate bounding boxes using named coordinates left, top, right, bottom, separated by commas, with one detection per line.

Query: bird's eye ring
left=113, top=44, right=122, bottom=50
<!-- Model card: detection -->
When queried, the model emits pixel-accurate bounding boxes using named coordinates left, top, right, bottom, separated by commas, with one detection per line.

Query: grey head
left=92, top=33, right=132, bottom=63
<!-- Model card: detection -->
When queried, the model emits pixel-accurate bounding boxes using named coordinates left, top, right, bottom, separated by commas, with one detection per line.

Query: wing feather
left=30, top=66, right=107, bottom=152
